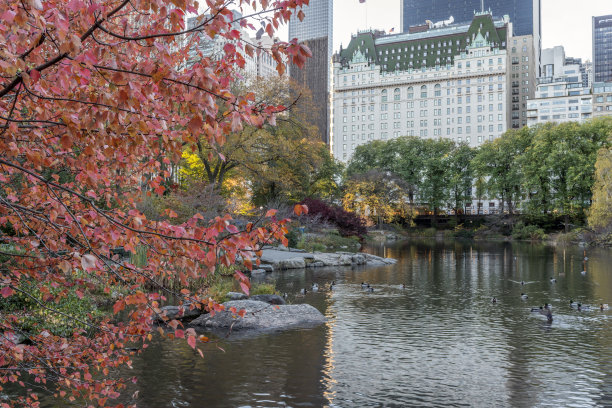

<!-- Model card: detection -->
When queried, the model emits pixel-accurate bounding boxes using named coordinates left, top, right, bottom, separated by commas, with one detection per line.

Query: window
left=421, top=85, right=427, bottom=98
left=434, top=84, right=441, bottom=97
left=407, top=86, right=414, bottom=99
left=381, top=89, right=388, bottom=102
left=394, top=88, right=401, bottom=101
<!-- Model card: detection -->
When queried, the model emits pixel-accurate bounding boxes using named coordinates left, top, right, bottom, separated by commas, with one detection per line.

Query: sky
left=275, top=0, right=611, bottom=62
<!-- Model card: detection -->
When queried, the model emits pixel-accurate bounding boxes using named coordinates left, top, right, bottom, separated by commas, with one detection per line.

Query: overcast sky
left=277, top=0, right=611, bottom=62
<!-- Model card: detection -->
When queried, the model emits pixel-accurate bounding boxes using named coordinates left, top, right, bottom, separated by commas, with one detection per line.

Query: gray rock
left=250, top=269, right=266, bottom=275
left=189, top=300, right=325, bottom=332
left=227, top=292, right=248, bottom=300
left=250, top=294, right=286, bottom=305
left=155, top=303, right=203, bottom=322
left=258, top=264, right=275, bottom=272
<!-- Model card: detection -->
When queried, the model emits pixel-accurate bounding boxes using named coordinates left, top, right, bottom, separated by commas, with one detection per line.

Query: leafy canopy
left=0, top=0, right=311, bottom=405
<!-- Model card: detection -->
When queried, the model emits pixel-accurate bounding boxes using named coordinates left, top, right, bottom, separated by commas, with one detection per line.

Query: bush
left=300, top=198, right=367, bottom=239
left=285, top=228, right=301, bottom=248
left=422, top=227, right=437, bottom=237
left=297, top=232, right=360, bottom=252
left=512, top=222, right=547, bottom=241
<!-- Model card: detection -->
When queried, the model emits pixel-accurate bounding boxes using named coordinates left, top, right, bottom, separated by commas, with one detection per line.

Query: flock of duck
left=490, top=255, right=609, bottom=323
left=295, top=254, right=609, bottom=323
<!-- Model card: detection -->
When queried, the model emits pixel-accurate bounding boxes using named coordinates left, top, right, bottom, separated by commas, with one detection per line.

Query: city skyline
left=277, top=0, right=610, bottom=63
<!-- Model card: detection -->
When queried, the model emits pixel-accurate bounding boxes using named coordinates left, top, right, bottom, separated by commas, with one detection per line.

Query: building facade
left=288, top=0, right=333, bottom=144
left=186, top=13, right=278, bottom=79
left=527, top=47, right=592, bottom=126
left=593, top=15, right=612, bottom=83
left=332, top=13, right=509, bottom=162
left=507, top=35, right=536, bottom=129
left=592, top=82, right=612, bottom=117
left=400, top=0, right=540, bottom=66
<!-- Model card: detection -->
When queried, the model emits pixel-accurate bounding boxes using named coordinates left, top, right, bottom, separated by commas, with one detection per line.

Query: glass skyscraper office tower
left=593, top=15, right=612, bottom=83
left=400, top=0, right=540, bottom=36
left=288, top=0, right=333, bottom=143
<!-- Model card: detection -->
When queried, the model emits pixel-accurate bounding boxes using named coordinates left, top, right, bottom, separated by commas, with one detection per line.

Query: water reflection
left=104, top=240, right=612, bottom=407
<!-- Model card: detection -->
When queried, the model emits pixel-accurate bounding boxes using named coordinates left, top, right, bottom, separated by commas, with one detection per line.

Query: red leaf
left=240, top=281, right=250, bottom=296
left=265, top=209, right=277, bottom=217
left=187, top=335, right=196, bottom=349
left=0, top=286, right=14, bottom=298
left=81, top=254, right=97, bottom=270
left=175, top=329, right=184, bottom=338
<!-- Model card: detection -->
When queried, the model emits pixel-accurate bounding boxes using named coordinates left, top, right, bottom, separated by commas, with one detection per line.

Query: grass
left=297, top=230, right=360, bottom=252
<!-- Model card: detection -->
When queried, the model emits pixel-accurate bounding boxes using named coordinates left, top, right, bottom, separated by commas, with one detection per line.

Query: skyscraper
left=593, top=15, right=612, bottom=83
left=288, top=0, right=333, bottom=144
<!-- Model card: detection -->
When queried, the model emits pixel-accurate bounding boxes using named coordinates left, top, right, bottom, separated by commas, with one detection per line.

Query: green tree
left=448, top=143, right=476, bottom=217
left=473, top=128, right=529, bottom=214
left=420, top=139, right=454, bottom=223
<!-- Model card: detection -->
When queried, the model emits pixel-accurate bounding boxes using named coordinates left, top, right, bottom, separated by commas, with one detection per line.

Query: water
left=124, top=240, right=612, bottom=407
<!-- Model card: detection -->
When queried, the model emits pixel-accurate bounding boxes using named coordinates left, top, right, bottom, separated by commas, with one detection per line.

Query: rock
left=276, top=257, right=306, bottom=269
left=250, top=294, right=286, bottom=305
left=155, top=303, right=203, bottom=322
left=352, top=254, right=366, bottom=265
left=227, top=292, right=248, bottom=300
left=258, top=264, right=275, bottom=272
left=250, top=269, right=266, bottom=275
left=307, top=261, right=325, bottom=268
left=189, top=300, right=325, bottom=332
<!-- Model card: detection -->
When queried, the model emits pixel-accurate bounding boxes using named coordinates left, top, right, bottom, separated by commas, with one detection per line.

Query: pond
left=122, top=240, right=611, bottom=406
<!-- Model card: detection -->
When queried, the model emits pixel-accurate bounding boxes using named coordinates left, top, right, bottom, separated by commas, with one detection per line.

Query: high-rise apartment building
left=288, top=0, right=333, bottom=144
left=593, top=15, right=612, bottom=83
left=527, top=46, right=592, bottom=126
left=592, top=82, right=612, bottom=117
left=507, top=35, right=536, bottom=128
left=332, top=13, right=510, bottom=162
left=186, top=12, right=278, bottom=79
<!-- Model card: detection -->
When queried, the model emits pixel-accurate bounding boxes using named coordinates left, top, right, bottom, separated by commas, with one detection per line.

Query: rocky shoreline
left=250, top=247, right=397, bottom=273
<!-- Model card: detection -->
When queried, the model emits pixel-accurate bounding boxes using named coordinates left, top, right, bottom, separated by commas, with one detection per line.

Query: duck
left=600, top=304, right=609, bottom=311
left=283, top=292, right=288, bottom=299
left=300, top=288, right=308, bottom=295
left=311, top=283, right=319, bottom=291
left=521, top=293, right=528, bottom=300
left=400, top=284, right=406, bottom=289
left=366, top=286, right=374, bottom=293
left=550, top=277, right=557, bottom=283
left=328, top=281, right=335, bottom=291
left=581, top=270, right=587, bottom=275
left=540, top=307, right=553, bottom=321
left=520, top=281, right=526, bottom=286
left=361, top=282, right=369, bottom=289
left=491, top=297, right=497, bottom=303
left=531, top=306, right=543, bottom=312
left=570, top=299, right=577, bottom=308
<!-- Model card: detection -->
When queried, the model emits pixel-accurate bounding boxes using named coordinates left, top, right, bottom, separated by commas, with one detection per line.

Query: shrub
left=300, top=198, right=367, bottom=239
left=422, top=227, right=437, bottom=237
left=512, top=222, right=547, bottom=241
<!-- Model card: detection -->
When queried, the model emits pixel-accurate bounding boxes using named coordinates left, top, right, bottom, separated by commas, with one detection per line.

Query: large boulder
left=250, top=294, right=286, bottom=305
left=189, top=300, right=325, bottom=332
left=155, top=303, right=203, bottom=322
left=227, top=292, right=248, bottom=300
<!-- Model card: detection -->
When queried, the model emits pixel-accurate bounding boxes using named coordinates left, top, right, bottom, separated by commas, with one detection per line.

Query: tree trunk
left=564, top=213, right=569, bottom=233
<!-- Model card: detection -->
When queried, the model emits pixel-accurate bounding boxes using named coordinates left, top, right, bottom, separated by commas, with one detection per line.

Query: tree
left=588, top=146, right=612, bottom=230
left=343, top=169, right=414, bottom=227
left=521, top=120, right=611, bottom=231
left=447, top=143, right=475, bottom=217
left=419, top=138, right=454, bottom=223
left=472, top=129, right=529, bottom=214
left=0, top=0, right=311, bottom=405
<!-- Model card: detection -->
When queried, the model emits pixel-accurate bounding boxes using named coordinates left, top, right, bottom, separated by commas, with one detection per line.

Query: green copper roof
left=336, top=14, right=508, bottom=73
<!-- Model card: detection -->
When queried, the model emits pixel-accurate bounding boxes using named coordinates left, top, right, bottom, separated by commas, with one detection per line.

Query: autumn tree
left=343, top=169, right=414, bottom=227
left=588, top=146, right=612, bottom=230
left=0, top=0, right=312, bottom=406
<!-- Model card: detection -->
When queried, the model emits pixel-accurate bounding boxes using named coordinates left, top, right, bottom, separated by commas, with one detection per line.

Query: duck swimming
left=601, top=304, right=609, bottom=311
left=581, top=270, right=587, bottom=275
left=361, top=282, right=369, bottom=288
left=492, top=297, right=497, bottom=303
left=366, top=286, right=374, bottom=293
left=311, top=283, right=319, bottom=292
left=300, top=288, right=308, bottom=295
left=521, top=293, right=528, bottom=300
left=550, top=277, right=557, bottom=283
